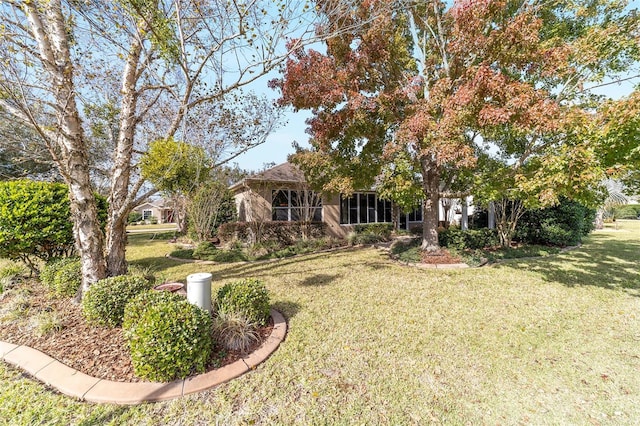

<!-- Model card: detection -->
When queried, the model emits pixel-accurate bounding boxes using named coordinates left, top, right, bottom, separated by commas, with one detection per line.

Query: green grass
left=2, top=224, right=640, bottom=424
left=126, top=223, right=178, bottom=232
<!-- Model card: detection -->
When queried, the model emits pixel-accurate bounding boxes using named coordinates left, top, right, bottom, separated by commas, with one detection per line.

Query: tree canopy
left=0, top=0, right=342, bottom=293
left=273, top=0, right=640, bottom=249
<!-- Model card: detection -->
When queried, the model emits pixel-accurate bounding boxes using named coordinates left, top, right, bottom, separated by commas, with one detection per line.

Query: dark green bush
left=354, top=223, right=393, bottom=239
left=215, top=279, right=270, bottom=325
left=193, top=241, right=218, bottom=258
left=0, top=180, right=108, bottom=268
left=82, top=275, right=151, bottom=327
left=193, top=241, right=247, bottom=262
left=124, top=293, right=213, bottom=382
left=170, top=248, right=195, bottom=259
left=0, top=180, right=74, bottom=264
left=51, top=258, right=82, bottom=298
left=515, top=198, right=595, bottom=246
left=348, top=232, right=387, bottom=245
left=218, top=221, right=326, bottom=245
left=40, top=257, right=77, bottom=290
left=537, top=223, right=576, bottom=247
left=128, top=212, right=143, bottom=223
left=438, top=228, right=499, bottom=250
left=122, top=290, right=183, bottom=335
left=209, top=249, right=248, bottom=263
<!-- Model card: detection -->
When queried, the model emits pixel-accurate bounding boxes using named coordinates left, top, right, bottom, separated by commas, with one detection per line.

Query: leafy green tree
left=0, top=0, right=330, bottom=293
left=140, top=137, right=209, bottom=233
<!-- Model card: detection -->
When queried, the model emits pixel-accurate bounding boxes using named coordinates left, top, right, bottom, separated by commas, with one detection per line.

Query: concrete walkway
left=0, top=310, right=286, bottom=405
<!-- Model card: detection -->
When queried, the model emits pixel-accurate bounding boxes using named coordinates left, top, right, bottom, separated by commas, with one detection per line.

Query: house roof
left=135, top=198, right=171, bottom=210
left=229, top=162, right=306, bottom=192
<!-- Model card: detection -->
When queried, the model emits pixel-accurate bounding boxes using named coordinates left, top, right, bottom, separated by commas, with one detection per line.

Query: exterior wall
left=133, top=203, right=161, bottom=222
left=322, top=193, right=351, bottom=238
left=234, top=184, right=272, bottom=222
left=233, top=182, right=476, bottom=238
left=132, top=202, right=175, bottom=223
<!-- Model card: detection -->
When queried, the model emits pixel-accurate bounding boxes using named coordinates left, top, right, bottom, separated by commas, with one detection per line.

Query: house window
left=142, top=209, right=153, bottom=220
left=339, top=193, right=392, bottom=225
left=272, top=189, right=322, bottom=222
left=408, top=206, right=422, bottom=222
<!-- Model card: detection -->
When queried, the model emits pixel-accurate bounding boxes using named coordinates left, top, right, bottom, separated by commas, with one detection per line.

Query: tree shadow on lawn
left=271, top=300, right=302, bottom=320
left=495, top=232, right=640, bottom=297
left=76, top=406, right=131, bottom=426
left=298, top=273, right=342, bottom=287
left=200, top=248, right=391, bottom=285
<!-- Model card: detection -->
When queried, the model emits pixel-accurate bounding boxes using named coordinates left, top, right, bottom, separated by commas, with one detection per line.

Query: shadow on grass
left=271, top=300, right=302, bottom=320
left=77, top=406, right=130, bottom=426
left=495, top=232, right=640, bottom=297
left=298, top=273, right=342, bottom=287
left=131, top=246, right=391, bottom=284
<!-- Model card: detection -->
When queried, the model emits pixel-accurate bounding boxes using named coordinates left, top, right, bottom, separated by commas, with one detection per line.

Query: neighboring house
left=132, top=199, right=175, bottom=224
left=229, top=162, right=473, bottom=238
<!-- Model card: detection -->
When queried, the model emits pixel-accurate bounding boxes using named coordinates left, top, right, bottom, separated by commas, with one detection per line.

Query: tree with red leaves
left=273, top=0, right=639, bottom=250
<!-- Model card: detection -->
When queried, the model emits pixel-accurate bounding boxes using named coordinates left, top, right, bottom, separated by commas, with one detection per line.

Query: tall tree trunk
left=420, top=156, right=440, bottom=252
left=26, top=1, right=106, bottom=296
left=105, top=34, right=143, bottom=276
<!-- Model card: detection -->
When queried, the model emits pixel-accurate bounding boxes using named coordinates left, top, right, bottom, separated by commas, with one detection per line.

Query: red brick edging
left=0, top=309, right=287, bottom=405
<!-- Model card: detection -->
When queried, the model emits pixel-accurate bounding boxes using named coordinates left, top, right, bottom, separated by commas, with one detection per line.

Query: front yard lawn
left=1, top=222, right=639, bottom=424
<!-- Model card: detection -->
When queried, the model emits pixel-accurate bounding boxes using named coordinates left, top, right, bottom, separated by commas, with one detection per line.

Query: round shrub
left=124, top=295, right=213, bottom=382
left=122, top=290, right=183, bottom=337
left=215, top=278, right=270, bottom=325
left=193, top=241, right=217, bottom=259
left=0, top=180, right=108, bottom=266
left=82, top=275, right=151, bottom=327
left=52, top=259, right=82, bottom=298
left=40, top=257, right=76, bottom=289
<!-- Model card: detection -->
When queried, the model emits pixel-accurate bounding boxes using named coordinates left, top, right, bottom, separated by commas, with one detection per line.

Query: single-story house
left=132, top=199, right=175, bottom=224
left=229, top=162, right=473, bottom=238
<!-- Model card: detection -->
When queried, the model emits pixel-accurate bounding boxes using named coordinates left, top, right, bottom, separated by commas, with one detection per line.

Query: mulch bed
left=421, top=249, right=463, bottom=264
left=0, top=278, right=271, bottom=383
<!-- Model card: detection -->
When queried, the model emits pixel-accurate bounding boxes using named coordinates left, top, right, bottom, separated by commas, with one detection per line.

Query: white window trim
left=272, top=189, right=322, bottom=222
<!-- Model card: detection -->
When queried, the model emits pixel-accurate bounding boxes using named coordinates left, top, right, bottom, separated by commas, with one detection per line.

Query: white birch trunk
left=105, top=35, right=144, bottom=277
left=26, top=1, right=106, bottom=295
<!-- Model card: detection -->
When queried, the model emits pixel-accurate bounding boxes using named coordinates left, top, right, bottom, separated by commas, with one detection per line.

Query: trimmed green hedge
left=124, top=291, right=213, bottom=381
left=215, top=279, right=270, bottom=325
left=438, top=228, right=499, bottom=250
left=515, top=198, right=595, bottom=246
left=0, top=180, right=107, bottom=267
left=82, top=275, right=151, bottom=327
left=218, top=221, right=326, bottom=245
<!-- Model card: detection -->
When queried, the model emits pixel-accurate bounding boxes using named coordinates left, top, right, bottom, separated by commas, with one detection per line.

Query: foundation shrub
left=53, top=259, right=82, bottom=298
left=123, top=293, right=213, bottom=382
left=215, top=278, right=270, bottom=325
left=82, top=275, right=151, bottom=327
left=438, top=228, right=499, bottom=250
